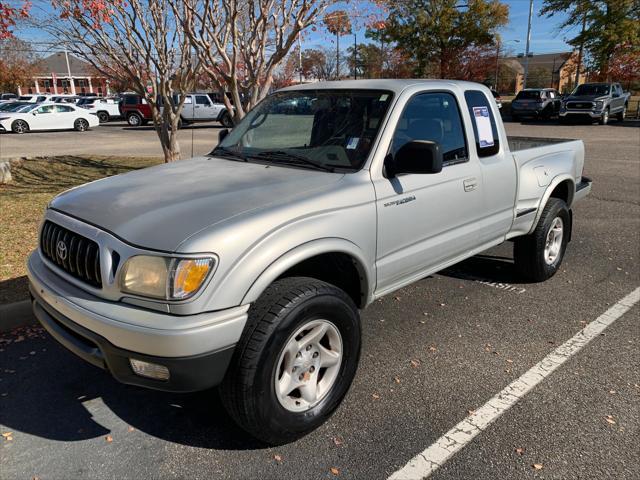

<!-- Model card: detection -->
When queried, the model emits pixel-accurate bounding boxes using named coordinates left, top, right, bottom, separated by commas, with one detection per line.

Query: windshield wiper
left=255, top=150, right=334, bottom=172
left=210, top=146, right=248, bottom=162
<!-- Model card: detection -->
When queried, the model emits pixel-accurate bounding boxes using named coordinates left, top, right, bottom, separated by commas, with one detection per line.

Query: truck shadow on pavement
left=439, top=253, right=532, bottom=285
left=0, top=325, right=264, bottom=450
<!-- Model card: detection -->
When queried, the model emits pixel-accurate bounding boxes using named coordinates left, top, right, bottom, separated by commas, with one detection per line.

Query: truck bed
left=508, top=136, right=577, bottom=152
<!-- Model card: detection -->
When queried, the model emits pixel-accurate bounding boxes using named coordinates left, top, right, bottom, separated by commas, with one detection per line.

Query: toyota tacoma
left=28, top=80, right=592, bottom=444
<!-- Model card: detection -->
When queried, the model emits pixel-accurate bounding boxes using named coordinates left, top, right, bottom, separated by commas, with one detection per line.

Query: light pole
left=522, top=0, right=534, bottom=90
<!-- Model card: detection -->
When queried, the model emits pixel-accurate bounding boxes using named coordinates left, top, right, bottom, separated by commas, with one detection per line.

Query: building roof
left=38, top=52, right=92, bottom=77
left=503, top=51, right=574, bottom=74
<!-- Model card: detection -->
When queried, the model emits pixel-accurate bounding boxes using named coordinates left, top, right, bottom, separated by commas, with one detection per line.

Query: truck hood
left=564, top=94, right=607, bottom=102
left=50, top=156, right=344, bottom=251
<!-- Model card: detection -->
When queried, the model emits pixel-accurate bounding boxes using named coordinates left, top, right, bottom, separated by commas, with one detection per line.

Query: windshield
left=515, top=91, right=541, bottom=100
left=215, top=89, right=394, bottom=172
left=573, top=84, right=610, bottom=96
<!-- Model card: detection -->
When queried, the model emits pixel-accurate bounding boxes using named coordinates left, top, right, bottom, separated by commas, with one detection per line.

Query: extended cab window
left=391, top=92, right=468, bottom=165
left=464, top=90, right=500, bottom=157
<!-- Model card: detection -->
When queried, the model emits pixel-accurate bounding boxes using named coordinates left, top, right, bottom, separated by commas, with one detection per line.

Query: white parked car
left=77, top=97, right=122, bottom=123
left=0, top=103, right=99, bottom=134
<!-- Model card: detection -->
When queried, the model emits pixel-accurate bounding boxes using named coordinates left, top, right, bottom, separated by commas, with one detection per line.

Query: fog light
left=129, top=358, right=170, bottom=381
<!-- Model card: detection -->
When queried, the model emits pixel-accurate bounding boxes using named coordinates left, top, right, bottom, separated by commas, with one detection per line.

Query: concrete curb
left=0, top=300, right=36, bottom=333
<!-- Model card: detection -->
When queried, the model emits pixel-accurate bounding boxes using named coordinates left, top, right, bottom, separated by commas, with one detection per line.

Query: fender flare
left=528, top=174, right=575, bottom=235
left=241, top=238, right=374, bottom=307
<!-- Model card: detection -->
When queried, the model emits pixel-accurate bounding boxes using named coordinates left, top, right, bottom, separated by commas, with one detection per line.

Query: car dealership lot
left=0, top=121, right=223, bottom=159
left=1, top=120, right=639, bottom=479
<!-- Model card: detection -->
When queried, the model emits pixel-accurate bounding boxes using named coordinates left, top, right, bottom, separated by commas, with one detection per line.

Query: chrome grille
left=40, top=221, right=102, bottom=288
left=566, top=101, right=593, bottom=110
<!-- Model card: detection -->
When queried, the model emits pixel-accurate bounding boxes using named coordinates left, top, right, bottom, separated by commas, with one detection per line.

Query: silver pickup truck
left=28, top=80, right=591, bottom=444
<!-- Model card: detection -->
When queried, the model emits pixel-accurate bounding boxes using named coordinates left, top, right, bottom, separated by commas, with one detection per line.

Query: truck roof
left=278, top=79, right=489, bottom=95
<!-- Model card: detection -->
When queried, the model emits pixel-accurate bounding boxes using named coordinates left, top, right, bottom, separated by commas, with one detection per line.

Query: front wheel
left=617, top=105, right=626, bottom=122
left=513, top=198, right=570, bottom=282
left=11, top=119, right=29, bottom=134
left=599, top=108, right=609, bottom=125
left=220, top=277, right=361, bottom=445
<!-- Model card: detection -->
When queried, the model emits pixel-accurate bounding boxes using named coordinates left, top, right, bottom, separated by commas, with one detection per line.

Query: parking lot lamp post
left=522, top=0, right=534, bottom=89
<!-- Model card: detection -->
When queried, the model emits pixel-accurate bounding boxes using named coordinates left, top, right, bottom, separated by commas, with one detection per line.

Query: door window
left=464, top=90, right=500, bottom=157
left=55, top=105, right=74, bottom=113
left=37, top=105, right=55, bottom=114
left=195, top=95, right=210, bottom=106
left=391, top=92, right=468, bottom=165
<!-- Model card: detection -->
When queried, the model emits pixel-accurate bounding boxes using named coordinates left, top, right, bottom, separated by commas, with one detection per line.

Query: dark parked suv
left=119, top=94, right=153, bottom=126
left=511, top=88, right=561, bottom=120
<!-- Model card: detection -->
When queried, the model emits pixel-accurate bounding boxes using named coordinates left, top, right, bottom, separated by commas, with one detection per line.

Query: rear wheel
left=97, top=111, right=109, bottom=123
left=74, top=118, right=89, bottom=132
left=514, top=198, right=570, bottom=282
left=220, top=277, right=361, bottom=445
left=127, top=112, right=142, bottom=126
left=220, top=110, right=234, bottom=128
left=11, top=119, right=29, bottom=134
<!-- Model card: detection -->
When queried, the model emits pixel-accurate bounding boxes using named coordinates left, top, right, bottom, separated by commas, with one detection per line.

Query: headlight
left=595, top=100, right=604, bottom=110
left=120, top=255, right=215, bottom=300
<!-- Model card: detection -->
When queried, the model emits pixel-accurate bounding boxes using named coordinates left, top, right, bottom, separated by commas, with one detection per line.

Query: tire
left=11, top=119, right=29, bottom=134
left=74, top=118, right=89, bottom=132
left=97, top=111, right=109, bottom=123
left=511, top=114, right=519, bottom=122
left=220, top=110, right=234, bottom=128
left=127, top=112, right=142, bottom=126
left=617, top=105, right=626, bottom=122
left=599, top=108, right=609, bottom=125
left=513, top=198, right=571, bottom=282
left=220, top=277, right=361, bottom=445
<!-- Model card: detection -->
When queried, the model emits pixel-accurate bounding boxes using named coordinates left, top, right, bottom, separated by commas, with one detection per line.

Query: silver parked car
left=29, top=80, right=591, bottom=444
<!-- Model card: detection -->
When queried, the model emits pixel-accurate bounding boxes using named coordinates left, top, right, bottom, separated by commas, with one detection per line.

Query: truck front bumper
left=28, top=251, right=249, bottom=392
left=559, top=110, right=603, bottom=119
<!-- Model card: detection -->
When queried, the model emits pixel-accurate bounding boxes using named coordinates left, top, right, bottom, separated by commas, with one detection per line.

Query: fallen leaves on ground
left=105, top=435, right=113, bottom=443
left=330, top=467, right=340, bottom=475
left=372, top=393, right=380, bottom=400
left=532, top=463, right=543, bottom=470
left=605, top=415, right=616, bottom=425
left=273, top=454, right=282, bottom=462
left=515, top=447, right=525, bottom=455
left=394, top=376, right=401, bottom=384
left=127, top=426, right=135, bottom=432
left=410, top=359, right=420, bottom=368
left=2, top=432, right=13, bottom=441
left=333, top=436, right=344, bottom=446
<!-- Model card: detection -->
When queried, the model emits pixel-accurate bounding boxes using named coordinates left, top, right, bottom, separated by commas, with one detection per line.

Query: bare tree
left=177, top=0, right=333, bottom=122
left=47, top=0, right=201, bottom=162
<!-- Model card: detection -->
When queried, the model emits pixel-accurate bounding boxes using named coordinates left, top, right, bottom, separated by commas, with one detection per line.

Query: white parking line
left=389, top=286, right=640, bottom=480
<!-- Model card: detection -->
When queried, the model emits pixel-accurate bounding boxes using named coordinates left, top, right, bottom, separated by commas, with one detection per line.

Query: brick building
left=18, top=52, right=109, bottom=96
left=501, top=51, right=586, bottom=94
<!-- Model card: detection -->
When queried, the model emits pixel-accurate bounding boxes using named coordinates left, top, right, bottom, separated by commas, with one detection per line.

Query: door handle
left=463, top=177, right=478, bottom=192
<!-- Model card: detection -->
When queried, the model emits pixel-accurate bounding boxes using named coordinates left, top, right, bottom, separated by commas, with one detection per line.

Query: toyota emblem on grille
left=56, top=240, right=68, bottom=261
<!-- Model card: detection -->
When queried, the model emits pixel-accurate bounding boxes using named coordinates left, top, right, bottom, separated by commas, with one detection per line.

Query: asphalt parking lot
left=0, top=121, right=224, bottom=159
left=1, top=119, right=639, bottom=479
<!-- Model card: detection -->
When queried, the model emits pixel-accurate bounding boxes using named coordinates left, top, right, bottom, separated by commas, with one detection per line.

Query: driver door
left=373, top=91, right=485, bottom=293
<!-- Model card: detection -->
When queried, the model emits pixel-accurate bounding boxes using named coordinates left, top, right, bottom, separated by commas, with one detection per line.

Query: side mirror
left=386, top=140, right=443, bottom=177
left=218, top=128, right=229, bottom=143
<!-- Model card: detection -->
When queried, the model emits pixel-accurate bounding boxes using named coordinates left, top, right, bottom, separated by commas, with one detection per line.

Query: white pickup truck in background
left=29, top=80, right=591, bottom=445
